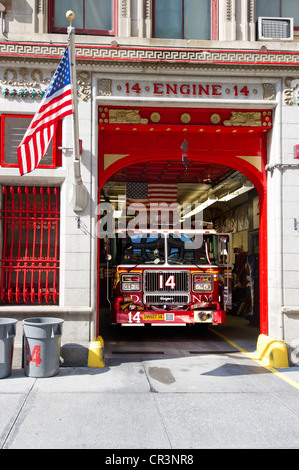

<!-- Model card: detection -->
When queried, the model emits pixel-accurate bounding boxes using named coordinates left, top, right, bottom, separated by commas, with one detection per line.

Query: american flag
left=18, top=46, right=73, bottom=175
left=126, top=182, right=178, bottom=210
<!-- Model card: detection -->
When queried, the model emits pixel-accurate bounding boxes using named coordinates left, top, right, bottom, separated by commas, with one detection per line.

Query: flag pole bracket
left=67, top=11, right=88, bottom=213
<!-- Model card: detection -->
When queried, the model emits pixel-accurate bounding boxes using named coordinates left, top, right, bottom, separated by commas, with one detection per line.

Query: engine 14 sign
left=98, top=78, right=276, bottom=101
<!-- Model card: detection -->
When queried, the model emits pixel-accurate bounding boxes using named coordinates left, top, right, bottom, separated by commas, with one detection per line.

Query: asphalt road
left=1, top=315, right=299, bottom=451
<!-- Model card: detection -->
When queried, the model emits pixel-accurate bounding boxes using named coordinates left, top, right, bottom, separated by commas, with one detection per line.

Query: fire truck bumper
left=115, top=309, right=226, bottom=325
left=193, top=310, right=226, bottom=324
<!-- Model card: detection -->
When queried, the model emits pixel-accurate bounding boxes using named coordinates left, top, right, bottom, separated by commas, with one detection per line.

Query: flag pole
left=67, top=10, right=88, bottom=212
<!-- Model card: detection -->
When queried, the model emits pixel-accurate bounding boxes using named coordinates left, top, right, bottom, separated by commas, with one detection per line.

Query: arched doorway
left=97, top=106, right=269, bottom=335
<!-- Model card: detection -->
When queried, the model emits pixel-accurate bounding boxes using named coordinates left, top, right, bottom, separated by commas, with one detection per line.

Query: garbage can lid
left=23, top=317, right=64, bottom=325
left=0, top=318, right=18, bottom=325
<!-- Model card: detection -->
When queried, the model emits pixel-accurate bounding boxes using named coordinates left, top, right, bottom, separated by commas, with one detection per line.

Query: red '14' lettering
left=233, top=86, right=250, bottom=97
left=26, top=345, right=42, bottom=367
left=125, top=83, right=141, bottom=94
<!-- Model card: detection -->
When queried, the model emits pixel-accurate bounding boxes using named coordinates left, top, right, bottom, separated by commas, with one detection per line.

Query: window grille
left=0, top=186, right=60, bottom=305
left=260, top=18, right=292, bottom=39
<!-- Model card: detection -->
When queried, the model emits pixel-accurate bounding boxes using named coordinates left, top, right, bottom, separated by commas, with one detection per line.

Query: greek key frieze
left=0, top=43, right=299, bottom=67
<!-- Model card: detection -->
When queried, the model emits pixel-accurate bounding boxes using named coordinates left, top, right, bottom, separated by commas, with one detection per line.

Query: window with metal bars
left=0, top=186, right=60, bottom=305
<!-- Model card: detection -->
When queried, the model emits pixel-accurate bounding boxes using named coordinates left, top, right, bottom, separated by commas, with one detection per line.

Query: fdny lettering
left=192, top=294, right=212, bottom=302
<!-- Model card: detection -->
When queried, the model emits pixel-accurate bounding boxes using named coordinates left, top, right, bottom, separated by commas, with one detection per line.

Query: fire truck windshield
left=119, top=232, right=219, bottom=266
left=167, top=233, right=217, bottom=265
left=120, top=233, right=165, bottom=265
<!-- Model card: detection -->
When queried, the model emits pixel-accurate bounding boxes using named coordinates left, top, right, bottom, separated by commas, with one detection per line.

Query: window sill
left=0, top=167, right=66, bottom=186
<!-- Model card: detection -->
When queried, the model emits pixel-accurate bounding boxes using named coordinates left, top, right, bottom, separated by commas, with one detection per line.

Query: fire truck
left=107, top=228, right=231, bottom=326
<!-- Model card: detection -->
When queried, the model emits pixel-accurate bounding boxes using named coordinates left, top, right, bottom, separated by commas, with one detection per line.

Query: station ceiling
left=103, top=160, right=253, bottom=210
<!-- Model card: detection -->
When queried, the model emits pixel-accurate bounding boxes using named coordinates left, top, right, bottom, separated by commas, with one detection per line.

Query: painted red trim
left=259, top=187, right=268, bottom=335
left=0, top=114, right=61, bottom=169
left=182, top=0, right=185, bottom=39
left=211, top=0, right=219, bottom=40
left=97, top=186, right=100, bottom=333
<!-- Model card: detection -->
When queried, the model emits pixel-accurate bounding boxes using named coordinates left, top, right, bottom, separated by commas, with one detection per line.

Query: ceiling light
left=182, top=197, right=218, bottom=220
left=113, top=209, right=123, bottom=218
left=218, top=184, right=254, bottom=202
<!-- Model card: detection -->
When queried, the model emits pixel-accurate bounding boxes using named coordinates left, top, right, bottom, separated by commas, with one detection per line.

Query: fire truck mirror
left=104, top=236, right=111, bottom=261
left=219, top=236, right=229, bottom=266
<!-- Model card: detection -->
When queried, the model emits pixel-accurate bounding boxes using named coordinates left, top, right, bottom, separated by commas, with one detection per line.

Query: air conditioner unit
left=258, top=17, right=294, bottom=41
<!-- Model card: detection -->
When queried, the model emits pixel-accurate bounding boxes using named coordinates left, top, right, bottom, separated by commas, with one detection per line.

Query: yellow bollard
left=88, top=336, right=105, bottom=368
left=257, top=334, right=289, bottom=368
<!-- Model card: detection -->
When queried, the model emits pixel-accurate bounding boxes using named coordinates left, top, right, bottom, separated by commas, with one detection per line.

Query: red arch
left=100, top=151, right=266, bottom=196
left=98, top=131, right=268, bottom=335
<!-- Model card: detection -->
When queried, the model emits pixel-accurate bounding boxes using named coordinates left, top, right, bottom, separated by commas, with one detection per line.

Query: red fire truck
left=107, top=228, right=231, bottom=326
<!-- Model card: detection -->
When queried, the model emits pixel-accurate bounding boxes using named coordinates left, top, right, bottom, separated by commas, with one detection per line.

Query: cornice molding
left=0, top=41, right=299, bottom=69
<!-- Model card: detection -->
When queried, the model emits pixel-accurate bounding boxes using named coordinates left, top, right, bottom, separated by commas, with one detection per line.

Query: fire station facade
left=0, top=1, right=299, bottom=364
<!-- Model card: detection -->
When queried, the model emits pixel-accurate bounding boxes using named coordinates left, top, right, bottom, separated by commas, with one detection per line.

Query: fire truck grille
left=144, top=271, right=190, bottom=293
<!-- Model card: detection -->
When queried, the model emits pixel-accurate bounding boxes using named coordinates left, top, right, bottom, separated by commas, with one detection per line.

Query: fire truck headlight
left=122, top=282, right=140, bottom=291
left=120, top=274, right=141, bottom=292
left=192, top=274, right=213, bottom=293
left=194, top=282, right=212, bottom=291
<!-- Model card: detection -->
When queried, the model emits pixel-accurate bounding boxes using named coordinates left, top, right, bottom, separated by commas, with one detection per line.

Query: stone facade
left=0, top=1, right=299, bottom=364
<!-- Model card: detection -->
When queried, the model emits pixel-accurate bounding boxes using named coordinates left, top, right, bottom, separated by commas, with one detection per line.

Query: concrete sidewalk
left=1, top=342, right=299, bottom=449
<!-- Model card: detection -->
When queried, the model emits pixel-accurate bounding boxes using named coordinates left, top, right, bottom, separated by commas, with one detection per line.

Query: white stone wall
left=0, top=63, right=96, bottom=343
left=281, top=86, right=299, bottom=342
left=0, top=0, right=299, bottom=349
left=266, top=80, right=283, bottom=340
left=266, top=77, right=299, bottom=344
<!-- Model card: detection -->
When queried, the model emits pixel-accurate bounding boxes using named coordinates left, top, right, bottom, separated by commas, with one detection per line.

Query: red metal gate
left=0, top=186, right=60, bottom=305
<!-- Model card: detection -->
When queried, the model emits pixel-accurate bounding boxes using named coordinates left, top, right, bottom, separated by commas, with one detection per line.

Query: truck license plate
left=142, top=314, right=164, bottom=321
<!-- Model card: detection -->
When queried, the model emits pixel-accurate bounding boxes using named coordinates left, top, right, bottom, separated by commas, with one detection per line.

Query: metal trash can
left=23, top=317, right=64, bottom=378
left=0, top=318, right=18, bottom=379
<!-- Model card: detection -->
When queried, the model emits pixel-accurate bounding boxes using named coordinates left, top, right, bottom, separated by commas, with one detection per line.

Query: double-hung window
left=256, top=0, right=299, bottom=32
left=49, top=0, right=117, bottom=36
left=0, top=114, right=62, bottom=169
left=153, top=0, right=212, bottom=40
